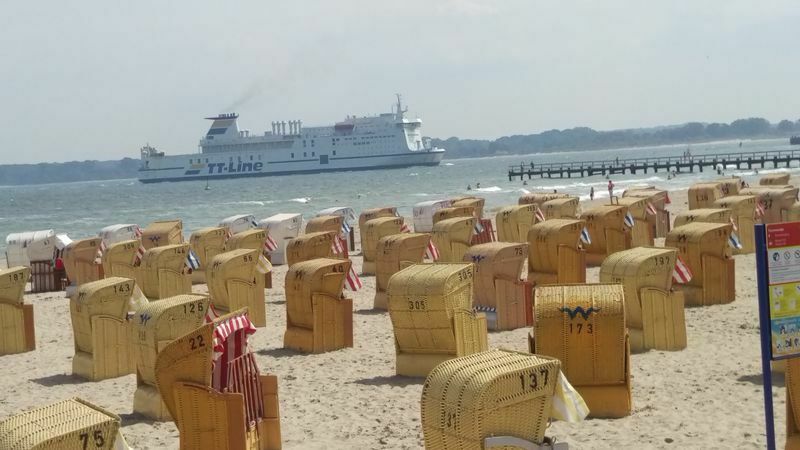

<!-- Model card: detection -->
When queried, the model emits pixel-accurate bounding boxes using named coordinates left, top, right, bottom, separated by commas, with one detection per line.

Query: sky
left=1, top=0, right=799, bottom=164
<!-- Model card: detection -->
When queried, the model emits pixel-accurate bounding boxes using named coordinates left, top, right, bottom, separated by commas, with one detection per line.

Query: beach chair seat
left=464, top=242, right=530, bottom=331
left=285, top=231, right=336, bottom=267
left=0, top=266, right=34, bottom=354
left=305, top=215, right=343, bottom=235
left=63, top=237, right=103, bottom=287
left=132, top=294, right=210, bottom=420
left=101, top=239, right=140, bottom=283
left=155, top=309, right=281, bottom=450
left=579, top=204, right=631, bottom=266
left=541, top=196, right=579, bottom=220
left=361, top=216, right=404, bottom=275
left=665, top=222, right=735, bottom=306
left=713, top=195, right=757, bottom=254
left=0, top=397, right=128, bottom=450
left=70, top=277, right=137, bottom=380
left=224, top=228, right=273, bottom=288
left=421, top=349, right=563, bottom=450
left=495, top=204, right=539, bottom=243
left=451, top=196, right=485, bottom=218
left=530, top=283, right=631, bottom=418
left=284, top=258, right=353, bottom=353
left=359, top=207, right=398, bottom=233
left=527, top=219, right=586, bottom=286
left=189, top=227, right=228, bottom=284
left=388, top=263, right=488, bottom=377
left=208, top=249, right=266, bottom=327
left=761, top=172, right=790, bottom=186
left=688, top=183, right=726, bottom=209
left=140, top=219, right=183, bottom=250
left=623, top=187, right=671, bottom=238
left=741, top=186, right=799, bottom=224
left=431, top=217, right=476, bottom=263
left=374, top=233, right=430, bottom=310
left=139, top=244, right=192, bottom=300
left=616, top=197, right=653, bottom=247
left=600, top=247, right=686, bottom=352
left=258, top=213, right=303, bottom=265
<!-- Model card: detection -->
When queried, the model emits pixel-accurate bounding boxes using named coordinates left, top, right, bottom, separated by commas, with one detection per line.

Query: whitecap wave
left=289, top=197, right=311, bottom=204
left=223, top=200, right=268, bottom=206
left=408, top=172, right=418, bottom=176
left=443, top=163, right=455, bottom=166
left=474, top=186, right=503, bottom=193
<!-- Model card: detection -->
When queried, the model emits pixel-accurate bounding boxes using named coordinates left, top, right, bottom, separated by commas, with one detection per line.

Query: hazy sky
left=1, top=1, right=798, bottom=164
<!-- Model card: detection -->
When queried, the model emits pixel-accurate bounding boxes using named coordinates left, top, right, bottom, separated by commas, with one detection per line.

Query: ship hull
left=139, top=149, right=445, bottom=183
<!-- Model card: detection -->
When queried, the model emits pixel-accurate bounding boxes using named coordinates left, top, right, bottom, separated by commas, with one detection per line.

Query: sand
left=0, top=186, right=786, bottom=449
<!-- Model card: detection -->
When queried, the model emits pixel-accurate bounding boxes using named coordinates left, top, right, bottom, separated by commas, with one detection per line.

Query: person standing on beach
left=590, top=186, right=595, bottom=200
left=607, top=179, right=615, bottom=198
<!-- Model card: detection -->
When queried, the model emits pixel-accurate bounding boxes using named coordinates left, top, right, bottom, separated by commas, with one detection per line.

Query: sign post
left=756, top=222, right=800, bottom=450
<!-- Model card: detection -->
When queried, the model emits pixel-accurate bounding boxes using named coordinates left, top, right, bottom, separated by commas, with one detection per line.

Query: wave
left=408, top=172, right=418, bottom=176
left=443, top=163, right=455, bottom=166
left=473, top=186, right=504, bottom=193
left=222, top=200, right=271, bottom=206
left=289, top=197, right=311, bottom=204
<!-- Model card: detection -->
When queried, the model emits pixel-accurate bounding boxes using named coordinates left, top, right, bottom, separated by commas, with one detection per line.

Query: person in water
left=467, top=184, right=472, bottom=191
left=589, top=186, right=595, bottom=200
left=607, top=179, right=615, bottom=198
left=476, top=182, right=481, bottom=189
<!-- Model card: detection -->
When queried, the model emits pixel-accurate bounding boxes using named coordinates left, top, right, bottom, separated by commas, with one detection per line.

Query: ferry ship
left=138, top=95, right=445, bottom=183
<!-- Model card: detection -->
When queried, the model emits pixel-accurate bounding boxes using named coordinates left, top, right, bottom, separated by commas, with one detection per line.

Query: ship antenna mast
left=395, top=93, right=407, bottom=118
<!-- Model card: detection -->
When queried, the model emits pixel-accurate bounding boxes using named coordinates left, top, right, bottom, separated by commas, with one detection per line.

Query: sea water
left=0, top=138, right=795, bottom=253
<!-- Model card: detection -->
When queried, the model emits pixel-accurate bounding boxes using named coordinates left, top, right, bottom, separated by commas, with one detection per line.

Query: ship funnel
left=298, top=120, right=302, bottom=134
left=289, top=120, right=295, bottom=135
left=281, top=121, right=286, bottom=135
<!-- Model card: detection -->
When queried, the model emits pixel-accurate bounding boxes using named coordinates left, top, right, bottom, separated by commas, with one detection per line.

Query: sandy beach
left=0, top=186, right=786, bottom=449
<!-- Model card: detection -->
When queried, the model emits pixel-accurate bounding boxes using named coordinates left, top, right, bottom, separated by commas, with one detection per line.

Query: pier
left=508, top=148, right=800, bottom=180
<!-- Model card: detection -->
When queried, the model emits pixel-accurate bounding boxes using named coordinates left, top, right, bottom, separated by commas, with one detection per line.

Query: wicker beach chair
left=374, top=233, right=429, bottom=310
left=432, top=206, right=476, bottom=225
left=140, top=219, right=183, bottom=250
left=495, top=204, right=539, bottom=243
left=154, top=309, right=282, bottom=450
left=527, top=219, right=586, bottom=286
left=284, top=258, right=353, bottom=353
left=189, top=227, right=228, bottom=284
left=285, top=231, right=336, bottom=267
left=258, top=213, right=303, bottom=265
left=0, top=266, right=34, bottom=355
left=599, top=247, right=686, bottom=352
left=421, top=349, right=563, bottom=450
left=530, top=283, right=631, bottom=418
left=451, top=196, right=485, bottom=218
left=132, top=294, right=210, bottom=420
left=786, top=359, right=800, bottom=449
left=139, top=244, right=192, bottom=299
left=518, top=192, right=570, bottom=206
left=665, top=222, right=735, bottom=306
left=464, top=242, right=530, bottom=331
left=431, top=217, right=476, bottom=263
left=305, top=214, right=343, bottom=235
left=714, top=177, right=742, bottom=196
left=388, top=263, right=488, bottom=377
left=688, top=183, right=726, bottom=210
left=70, top=277, right=136, bottom=380
left=761, top=172, right=790, bottom=186
left=741, top=186, right=799, bottom=224
left=713, top=195, right=757, bottom=254
left=101, top=239, right=140, bottom=282
left=673, top=208, right=732, bottom=228
left=622, top=187, right=670, bottom=238
left=358, top=207, right=398, bottom=231
left=0, top=397, right=129, bottom=450
left=63, top=237, right=103, bottom=286
left=541, top=196, right=579, bottom=220
left=224, top=228, right=273, bottom=287
left=361, top=216, right=404, bottom=275
left=616, top=197, right=653, bottom=247
left=208, top=249, right=266, bottom=328
left=579, top=205, right=631, bottom=266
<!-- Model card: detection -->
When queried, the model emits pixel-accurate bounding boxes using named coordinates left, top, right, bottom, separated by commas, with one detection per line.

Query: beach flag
left=331, top=237, right=345, bottom=255
left=264, top=234, right=278, bottom=253
left=623, top=212, right=635, bottom=228
left=756, top=201, right=766, bottom=219
left=204, top=303, right=220, bottom=323
left=250, top=218, right=259, bottom=228
left=729, top=216, right=739, bottom=232
left=473, top=220, right=485, bottom=235
left=256, top=254, right=272, bottom=274
left=400, top=222, right=411, bottom=233
left=580, top=227, right=592, bottom=245
left=185, top=249, right=201, bottom=271
left=665, top=192, right=671, bottom=204
left=134, top=225, right=142, bottom=238
left=535, top=207, right=546, bottom=222
left=341, top=221, right=352, bottom=236
left=344, top=266, right=362, bottom=291
left=133, top=243, right=146, bottom=266
left=425, top=240, right=440, bottom=261
left=729, top=233, right=743, bottom=250
left=672, top=255, right=693, bottom=284
left=646, top=202, right=657, bottom=216
left=224, top=228, right=233, bottom=241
